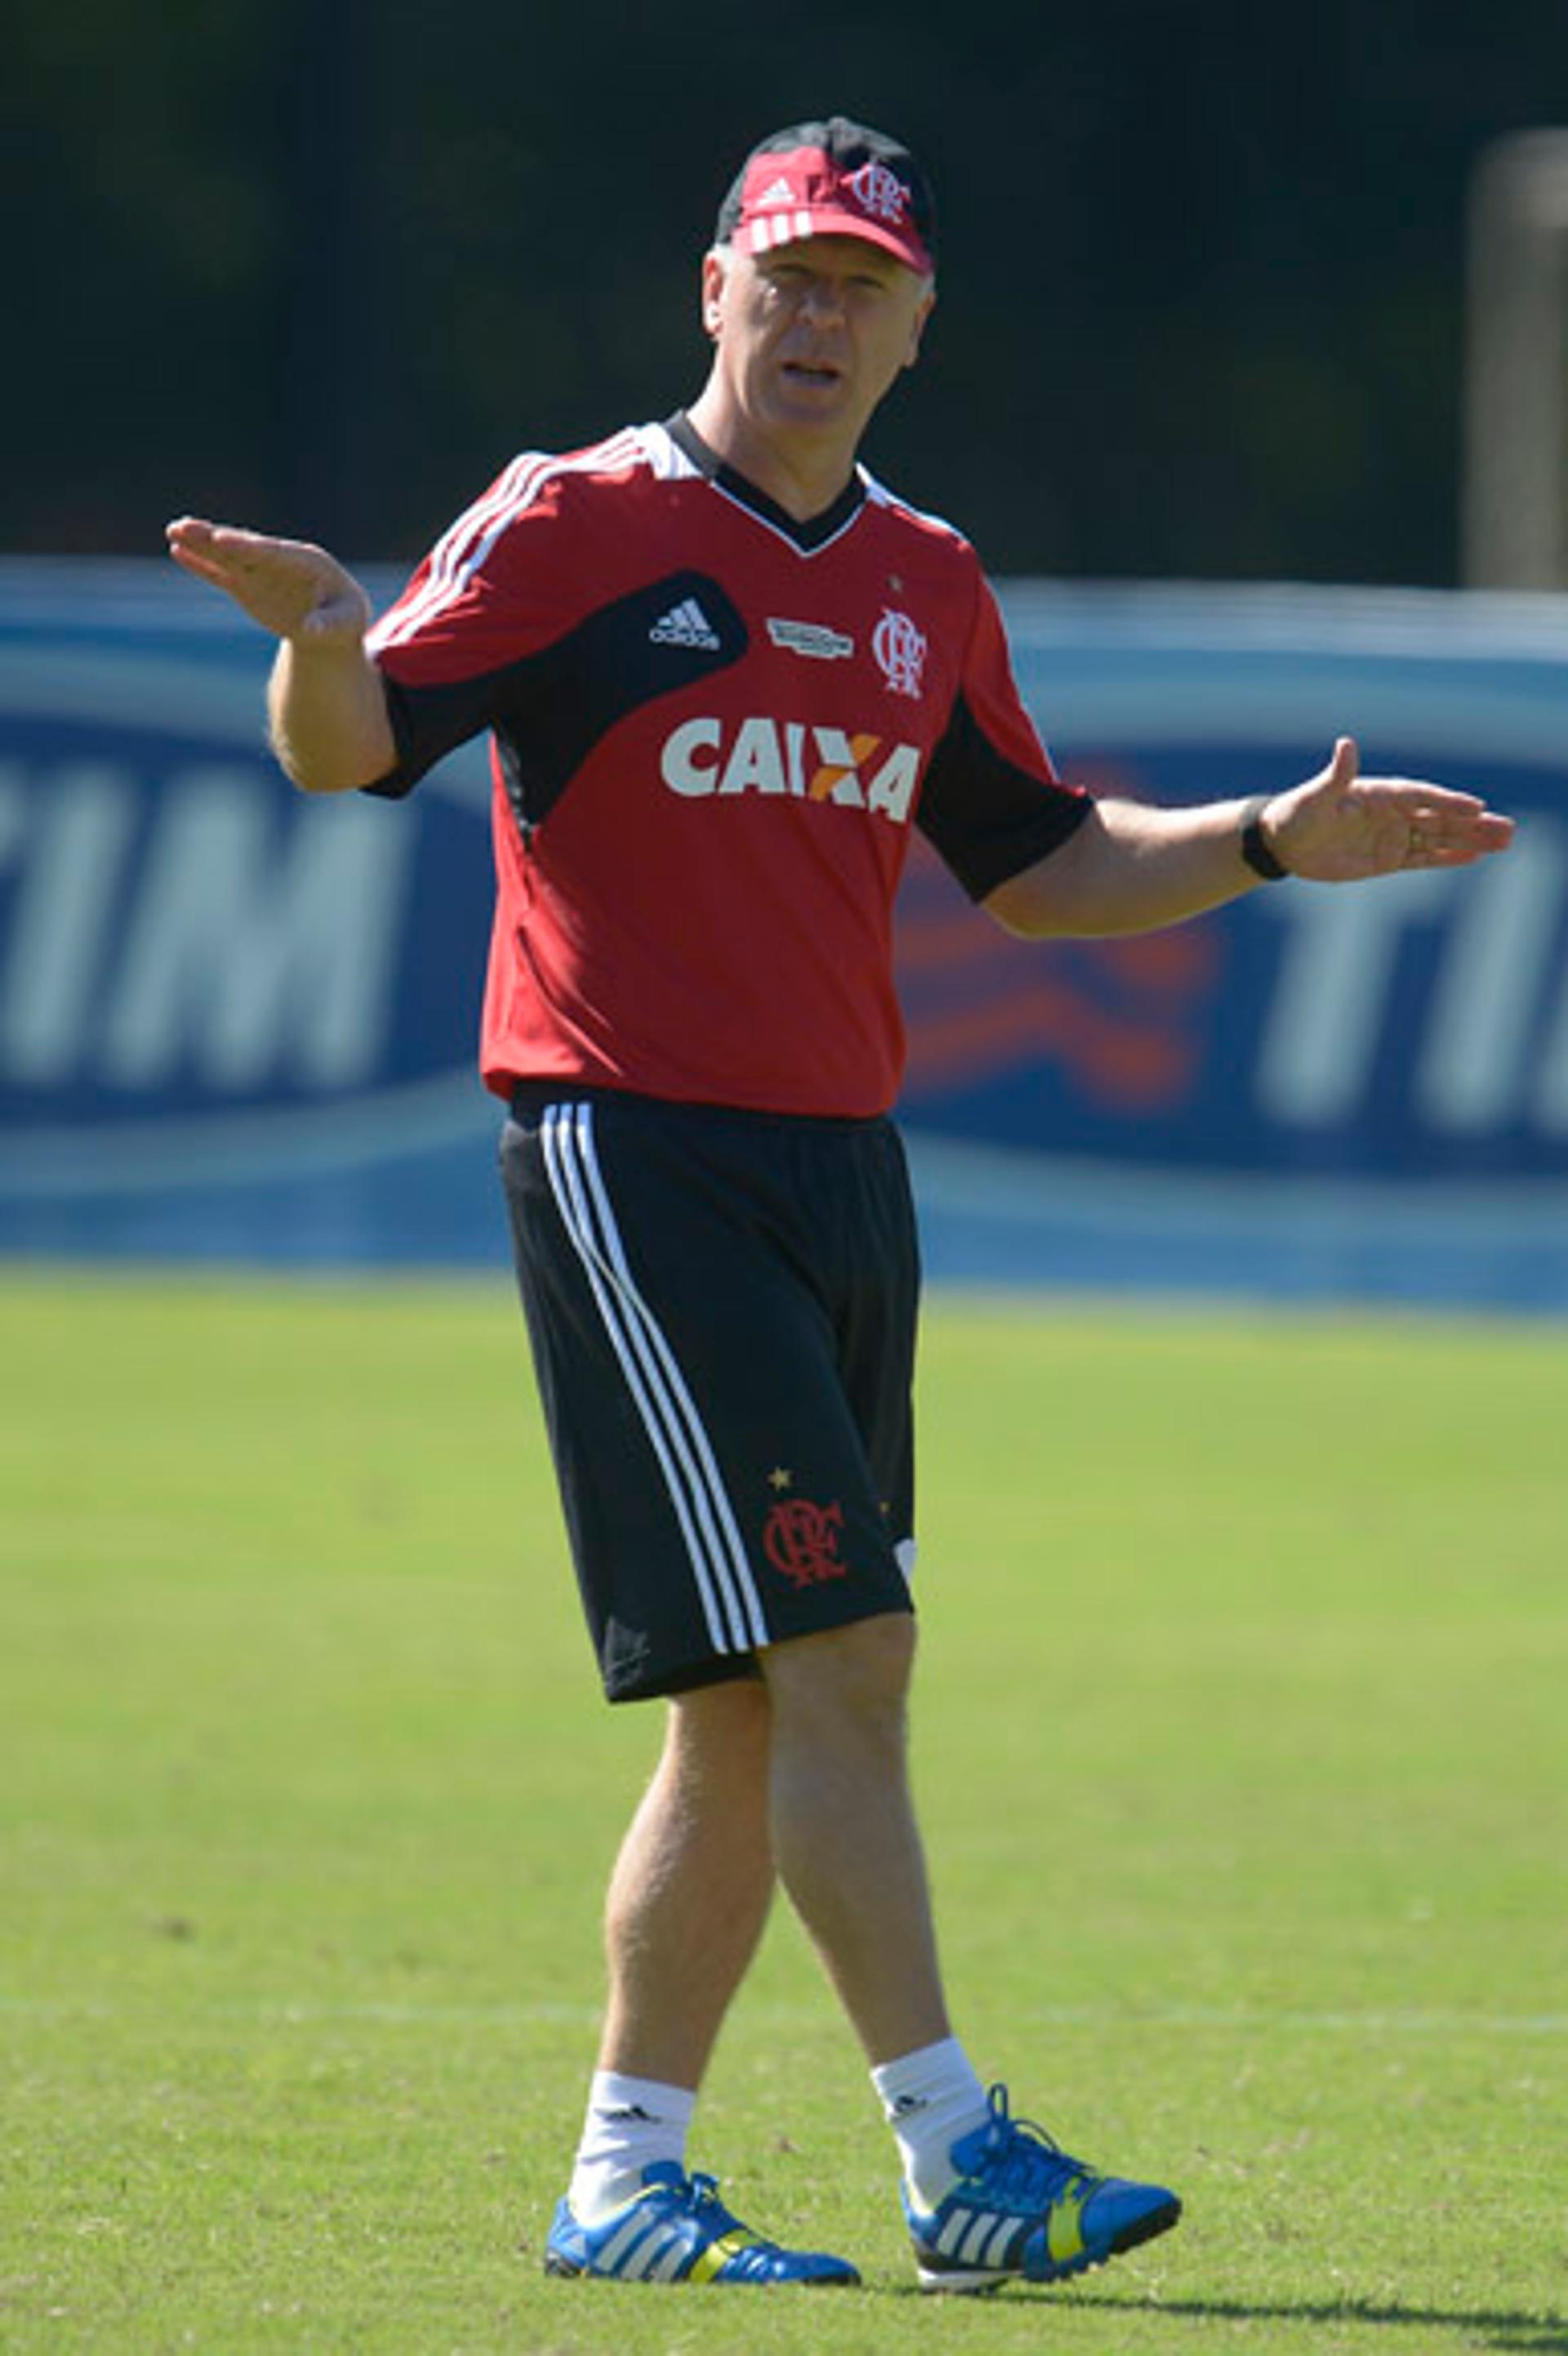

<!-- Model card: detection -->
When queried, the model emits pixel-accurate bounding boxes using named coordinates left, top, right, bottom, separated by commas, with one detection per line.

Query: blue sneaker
left=544, top=2160, right=860, bottom=2286
left=904, top=2085, right=1181, bottom=2294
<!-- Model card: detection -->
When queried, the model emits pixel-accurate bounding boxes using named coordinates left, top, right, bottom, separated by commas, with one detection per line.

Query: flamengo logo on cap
left=848, top=161, right=910, bottom=225
left=871, top=608, right=926, bottom=698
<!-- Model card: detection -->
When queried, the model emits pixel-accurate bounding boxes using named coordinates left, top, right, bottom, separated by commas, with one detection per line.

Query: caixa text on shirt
left=660, top=716, right=921, bottom=820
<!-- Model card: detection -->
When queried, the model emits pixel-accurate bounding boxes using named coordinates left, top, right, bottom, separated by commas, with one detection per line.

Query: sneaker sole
left=544, top=2248, right=862, bottom=2288
left=542, top=2251, right=589, bottom=2278
left=915, top=2194, right=1182, bottom=2296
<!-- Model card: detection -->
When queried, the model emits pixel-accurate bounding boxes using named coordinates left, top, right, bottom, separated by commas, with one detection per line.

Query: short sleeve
left=361, top=453, right=578, bottom=797
left=916, top=573, right=1090, bottom=901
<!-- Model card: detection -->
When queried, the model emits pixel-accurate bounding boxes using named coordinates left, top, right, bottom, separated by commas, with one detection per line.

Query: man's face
left=702, top=233, right=935, bottom=453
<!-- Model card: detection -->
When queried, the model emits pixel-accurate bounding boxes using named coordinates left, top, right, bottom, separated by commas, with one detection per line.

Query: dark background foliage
left=6, top=0, right=1565, bottom=581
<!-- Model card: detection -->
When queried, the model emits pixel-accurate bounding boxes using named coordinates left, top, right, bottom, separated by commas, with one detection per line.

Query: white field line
left=2, top=1999, right=1566, bottom=2035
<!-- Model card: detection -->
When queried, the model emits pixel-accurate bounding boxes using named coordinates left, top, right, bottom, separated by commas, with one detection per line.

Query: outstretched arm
left=165, top=519, right=396, bottom=793
left=984, top=737, right=1516, bottom=939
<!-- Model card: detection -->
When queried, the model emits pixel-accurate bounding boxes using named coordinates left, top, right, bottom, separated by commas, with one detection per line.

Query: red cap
left=715, top=118, right=937, bottom=278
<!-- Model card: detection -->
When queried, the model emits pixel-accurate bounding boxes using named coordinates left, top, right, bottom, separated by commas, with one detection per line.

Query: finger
left=1364, top=783, right=1515, bottom=847
left=164, top=517, right=280, bottom=557
left=166, top=542, right=233, bottom=586
left=167, top=516, right=252, bottom=546
left=182, top=525, right=272, bottom=567
left=1405, top=813, right=1515, bottom=864
left=165, top=516, right=220, bottom=560
left=1329, top=734, right=1359, bottom=790
left=165, top=533, right=271, bottom=595
left=1420, top=837, right=1513, bottom=866
left=1432, top=811, right=1516, bottom=850
left=165, top=519, right=256, bottom=577
left=1412, top=784, right=1494, bottom=819
left=1369, top=779, right=1488, bottom=815
left=167, top=518, right=303, bottom=570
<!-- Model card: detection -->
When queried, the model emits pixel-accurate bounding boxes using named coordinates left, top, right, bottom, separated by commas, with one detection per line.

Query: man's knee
left=666, top=1674, right=772, bottom=1780
left=760, top=1609, right=917, bottom=1727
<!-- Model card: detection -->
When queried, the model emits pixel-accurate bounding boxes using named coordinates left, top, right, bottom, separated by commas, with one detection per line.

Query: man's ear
left=702, top=248, right=730, bottom=341
left=903, top=284, right=936, bottom=371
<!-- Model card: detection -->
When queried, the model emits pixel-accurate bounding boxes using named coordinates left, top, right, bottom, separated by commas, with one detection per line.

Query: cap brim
left=735, top=207, right=933, bottom=275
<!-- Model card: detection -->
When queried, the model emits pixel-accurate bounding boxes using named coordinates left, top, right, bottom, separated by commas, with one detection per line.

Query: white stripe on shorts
left=539, top=1102, right=769, bottom=1658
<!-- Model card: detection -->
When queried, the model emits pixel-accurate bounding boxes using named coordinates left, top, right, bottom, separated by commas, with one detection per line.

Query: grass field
left=2, top=1268, right=1565, bottom=2354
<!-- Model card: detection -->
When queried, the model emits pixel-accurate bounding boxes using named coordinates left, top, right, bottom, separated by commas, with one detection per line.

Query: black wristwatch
left=1240, top=796, right=1290, bottom=881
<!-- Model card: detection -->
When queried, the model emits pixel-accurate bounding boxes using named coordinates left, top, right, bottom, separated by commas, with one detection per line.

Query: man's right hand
left=165, top=519, right=395, bottom=792
left=164, top=519, right=372, bottom=645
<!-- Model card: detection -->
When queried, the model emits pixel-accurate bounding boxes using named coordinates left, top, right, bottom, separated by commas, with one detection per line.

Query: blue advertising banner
left=2, top=563, right=1565, bottom=1306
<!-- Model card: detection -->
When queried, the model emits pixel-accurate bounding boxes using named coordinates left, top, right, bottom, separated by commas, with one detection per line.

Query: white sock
left=871, top=2037, right=990, bottom=2211
left=568, top=2070, right=697, bottom=2224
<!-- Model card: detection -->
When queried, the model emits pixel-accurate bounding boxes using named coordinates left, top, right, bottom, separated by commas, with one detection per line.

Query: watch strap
left=1240, top=796, right=1290, bottom=881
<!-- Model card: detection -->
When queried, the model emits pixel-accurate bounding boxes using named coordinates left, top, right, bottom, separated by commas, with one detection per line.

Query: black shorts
left=499, top=1086, right=920, bottom=1703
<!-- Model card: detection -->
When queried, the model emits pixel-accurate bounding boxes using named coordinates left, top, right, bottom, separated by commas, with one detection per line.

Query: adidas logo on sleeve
left=649, top=596, right=721, bottom=650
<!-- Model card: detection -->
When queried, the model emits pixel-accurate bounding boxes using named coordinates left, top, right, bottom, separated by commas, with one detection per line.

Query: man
left=167, top=117, right=1513, bottom=2295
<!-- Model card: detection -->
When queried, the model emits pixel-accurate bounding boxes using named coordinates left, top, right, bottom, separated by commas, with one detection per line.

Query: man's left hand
left=1264, top=736, right=1516, bottom=881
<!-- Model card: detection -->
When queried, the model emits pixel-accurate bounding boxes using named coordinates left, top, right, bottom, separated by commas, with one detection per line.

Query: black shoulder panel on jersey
left=364, top=571, right=749, bottom=820
left=916, top=689, right=1092, bottom=903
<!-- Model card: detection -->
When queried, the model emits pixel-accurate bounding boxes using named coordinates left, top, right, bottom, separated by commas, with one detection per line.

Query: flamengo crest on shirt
left=872, top=608, right=927, bottom=698
left=661, top=716, right=921, bottom=819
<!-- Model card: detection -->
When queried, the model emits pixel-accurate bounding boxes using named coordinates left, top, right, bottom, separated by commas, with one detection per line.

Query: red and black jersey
left=366, top=413, right=1088, bottom=1117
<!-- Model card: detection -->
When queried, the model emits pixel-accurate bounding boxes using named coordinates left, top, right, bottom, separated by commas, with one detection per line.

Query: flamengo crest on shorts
left=762, top=1495, right=847, bottom=1586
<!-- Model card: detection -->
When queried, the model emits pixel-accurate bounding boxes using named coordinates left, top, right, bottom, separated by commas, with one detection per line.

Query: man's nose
left=800, top=275, right=846, bottom=324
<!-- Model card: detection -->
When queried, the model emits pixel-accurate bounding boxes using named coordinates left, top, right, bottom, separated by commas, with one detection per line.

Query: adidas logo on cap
left=649, top=596, right=720, bottom=650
